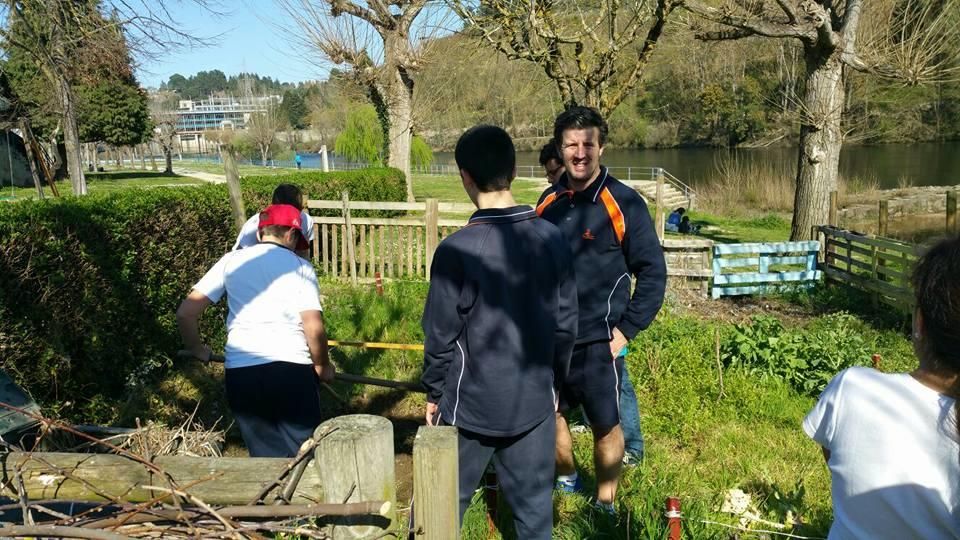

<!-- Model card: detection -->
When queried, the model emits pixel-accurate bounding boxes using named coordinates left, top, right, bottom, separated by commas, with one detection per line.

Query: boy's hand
left=425, top=402, right=439, bottom=426
left=609, top=328, right=629, bottom=359
left=315, top=362, right=336, bottom=383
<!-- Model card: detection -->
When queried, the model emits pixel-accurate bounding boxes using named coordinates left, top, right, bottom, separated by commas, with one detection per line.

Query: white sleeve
left=300, top=211, right=315, bottom=242
left=192, top=254, right=230, bottom=303
left=803, top=369, right=849, bottom=450
left=293, top=261, right=323, bottom=313
left=232, top=215, right=260, bottom=251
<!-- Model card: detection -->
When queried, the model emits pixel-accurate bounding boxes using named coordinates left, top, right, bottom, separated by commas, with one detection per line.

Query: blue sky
left=136, top=1, right=328, bottom=89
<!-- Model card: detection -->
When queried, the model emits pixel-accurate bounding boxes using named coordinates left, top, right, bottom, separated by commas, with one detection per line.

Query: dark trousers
left=225, top=361, right=323, bottom=457
left=456, top=415, right=555, bottom=539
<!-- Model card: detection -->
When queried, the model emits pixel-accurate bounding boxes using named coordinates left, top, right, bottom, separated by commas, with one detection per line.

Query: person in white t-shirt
left=804, top=235, right=960, bottom=540
left=233, top=183, right=315, bottom=258
left=177, top=204, right=336, bottom=457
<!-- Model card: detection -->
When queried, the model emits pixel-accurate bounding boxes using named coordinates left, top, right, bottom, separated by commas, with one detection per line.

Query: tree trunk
left=164, top=148, right=173, bottom=175
left=790, top=50, right=845, bottom=240
left=385, top=78, right=414, bottom=201
left=52, top=70, right=86, bottom=195
left=260, top=145, right=269, bottom=166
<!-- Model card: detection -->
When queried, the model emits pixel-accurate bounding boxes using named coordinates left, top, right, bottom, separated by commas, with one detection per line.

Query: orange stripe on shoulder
left=536, top=192, right=559, bottom=216
left=599, top=188, right=626, bottom=244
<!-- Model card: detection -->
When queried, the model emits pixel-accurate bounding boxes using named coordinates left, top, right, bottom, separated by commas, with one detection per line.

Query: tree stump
left=315, top=415, right=395, bottom=539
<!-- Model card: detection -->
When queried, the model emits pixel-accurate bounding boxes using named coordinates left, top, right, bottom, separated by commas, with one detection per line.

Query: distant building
left=174, top=95, right=281, bottom=153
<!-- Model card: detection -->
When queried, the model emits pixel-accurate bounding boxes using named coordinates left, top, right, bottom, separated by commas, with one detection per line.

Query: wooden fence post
left=829, top=191, right=838, bottom=227
left=947, top=190, right=957, bottom=235
left=878, top=200, right=889, bottom=237
left=222, top=150, right=246, bottom=233
left=413, top=426, right=459, bottom=540
left=655, top=168, right=665, bottom=240
left=425, top=198, right=439, bottom=279
left=342, top=191, right=358, bottom=285
left=316, top=415, right=396, bottom=539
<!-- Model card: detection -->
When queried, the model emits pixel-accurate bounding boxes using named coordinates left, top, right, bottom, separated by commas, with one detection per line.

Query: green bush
left=0, top=168, right=405, bottom=424
left=721, top=313, right=875, bottom=395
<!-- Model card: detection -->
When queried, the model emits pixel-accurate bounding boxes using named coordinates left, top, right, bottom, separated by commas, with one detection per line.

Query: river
left=434, top=141, right=960, bottom=189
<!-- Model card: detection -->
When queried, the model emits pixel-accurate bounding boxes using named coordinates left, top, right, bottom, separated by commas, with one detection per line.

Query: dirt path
left=174, top=168, right=226, bottom=184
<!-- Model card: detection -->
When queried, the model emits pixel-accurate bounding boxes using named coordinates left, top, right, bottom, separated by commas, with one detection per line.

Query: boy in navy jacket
left=421, top=125, right=578, bottom=538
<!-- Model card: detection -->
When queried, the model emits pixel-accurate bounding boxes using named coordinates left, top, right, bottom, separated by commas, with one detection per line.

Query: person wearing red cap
left=177, top=204, right=335, bottom=457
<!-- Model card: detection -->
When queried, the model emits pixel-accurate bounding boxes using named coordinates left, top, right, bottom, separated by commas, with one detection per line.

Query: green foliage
left=410, top=136, right=434, bottom=168
left=76, top=76, right=152, bottom=146
left=0, top=168, right=405, bottom=425
left=279, top=89, right=310, bottom=129
left=721, top=313, right=876, bottom=395
left=335, top=105, right=384, bottom=165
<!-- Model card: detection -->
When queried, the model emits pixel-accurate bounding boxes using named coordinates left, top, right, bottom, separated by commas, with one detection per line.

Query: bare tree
left=682, top=0, right=960, bottom=239
left=450, top=0, right=677, bottom=117
left=0, top=0, right=220, bottom=195
left=246, top=98, right=287, bottom=165
left=274, top=0, right=453, bottom=202
left=150, top=92, right=179, bottom=175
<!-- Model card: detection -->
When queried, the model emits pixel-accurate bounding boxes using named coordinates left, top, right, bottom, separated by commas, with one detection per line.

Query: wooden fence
left=712, top=241, right=821, bottom=299
left=309, top=197, right=716, bottom=295
left=308, top=197, right=474, bottom=282
left=818, top=225, right=918, bottom=310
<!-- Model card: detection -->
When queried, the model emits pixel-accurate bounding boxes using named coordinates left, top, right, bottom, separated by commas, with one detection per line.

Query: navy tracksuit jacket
left=536, top=167, right=667, bottom=343
left=421, top=205, right=578, bottom=437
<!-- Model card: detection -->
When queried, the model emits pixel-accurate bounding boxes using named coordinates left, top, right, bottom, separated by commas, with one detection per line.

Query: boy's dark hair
left=553, top=106, right=608, bottom=147
left=272, top=184, right=304, bottom=210
left=539, top=139, right=561, bottom=166
left=911, top=234, right=960, bottom=458
left=455, top=125, right=515, bottom=192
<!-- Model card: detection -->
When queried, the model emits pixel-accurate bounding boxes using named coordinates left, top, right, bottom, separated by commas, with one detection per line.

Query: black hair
left=454, top=125, right=515, bottom=192
left=553, top=106, right=608, bottom=147
left=675, top=207, right=686, bottom=215
left=539, top=139, right=561, bottom=166
left=272, top=184, right=304, bottom=210
left=911, top=235, right=960, bottom=453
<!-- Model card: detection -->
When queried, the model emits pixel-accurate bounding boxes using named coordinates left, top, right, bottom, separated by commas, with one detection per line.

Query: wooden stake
left=222, top=150, right=246, bottom=233
left=342, top=191, right=358, bottom=285
left=413, top=426, right=459, bottom=540
left=878, top=200, right=888, bottom=237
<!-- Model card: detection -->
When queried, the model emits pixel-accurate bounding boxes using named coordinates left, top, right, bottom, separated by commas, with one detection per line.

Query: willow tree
left=683, top=0, right=960, bottom=239
left=276, top=0, right=453, bottom=202
left=450, top=0, right=677, bottom=117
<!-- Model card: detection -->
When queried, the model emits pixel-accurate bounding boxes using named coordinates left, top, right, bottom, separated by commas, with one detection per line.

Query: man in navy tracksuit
left=421, top=125, right=578, bottom=537
left=537, top=106, right=666, bottom=514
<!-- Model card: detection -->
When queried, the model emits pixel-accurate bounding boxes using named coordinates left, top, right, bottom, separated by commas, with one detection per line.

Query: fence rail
left=818, top=225, right=917, bottom=309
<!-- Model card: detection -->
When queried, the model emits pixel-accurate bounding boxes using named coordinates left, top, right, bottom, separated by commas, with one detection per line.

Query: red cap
left=259, top=204, right=309, bottom=250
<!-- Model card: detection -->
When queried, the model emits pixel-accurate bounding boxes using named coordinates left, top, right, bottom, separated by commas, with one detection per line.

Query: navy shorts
left=558, top=341, right=623, bottom=430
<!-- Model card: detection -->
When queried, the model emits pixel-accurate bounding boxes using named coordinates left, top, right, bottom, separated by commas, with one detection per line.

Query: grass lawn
left=174, top=160, right=296, bottom=177
left=302, top=282, right=913, bottom=539
left=0, top=170, right=202, bottom=200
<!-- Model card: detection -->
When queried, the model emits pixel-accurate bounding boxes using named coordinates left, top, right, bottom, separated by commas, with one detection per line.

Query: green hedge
left=0, top=168, right=405, bottom=424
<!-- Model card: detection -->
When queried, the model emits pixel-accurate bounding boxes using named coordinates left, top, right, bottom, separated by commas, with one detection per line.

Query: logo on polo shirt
left=582, top=229, right=596, bottom=240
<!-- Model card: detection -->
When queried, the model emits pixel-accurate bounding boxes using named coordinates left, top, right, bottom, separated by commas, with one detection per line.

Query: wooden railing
left=818, top=225, right=918, bottom=309
left=308, top=197, right=473, bottom=282
left=308, top=197, right=714, bottom=295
